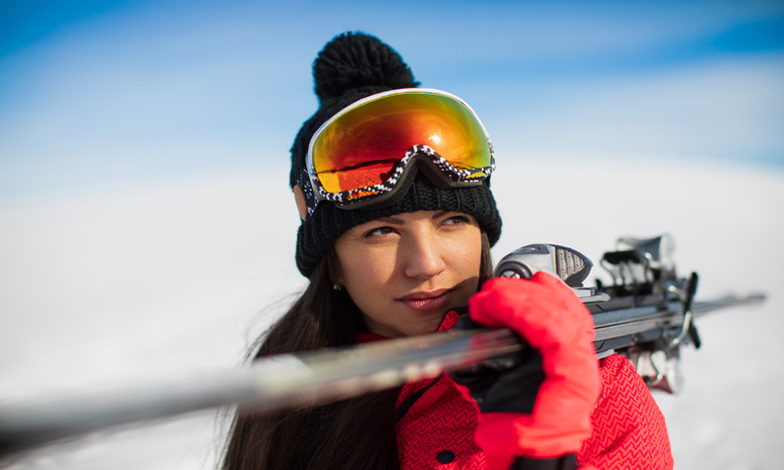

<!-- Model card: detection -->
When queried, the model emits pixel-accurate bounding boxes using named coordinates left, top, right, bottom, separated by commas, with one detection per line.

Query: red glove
left=465, top=273, right=600, bottom=469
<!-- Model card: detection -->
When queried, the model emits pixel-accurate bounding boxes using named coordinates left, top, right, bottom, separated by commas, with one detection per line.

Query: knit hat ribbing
left=290, top=32, right=502, bottom=277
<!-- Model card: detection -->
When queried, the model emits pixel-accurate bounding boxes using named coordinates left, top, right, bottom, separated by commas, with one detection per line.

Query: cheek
left=445, top=230, right=483, bottom=292
left=336, top=245, right=396, bottom=295
left=451, top=232, right=483, bottom=271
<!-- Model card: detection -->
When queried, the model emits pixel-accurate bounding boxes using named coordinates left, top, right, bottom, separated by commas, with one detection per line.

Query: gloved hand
left=452, top=272, right=600, bottom=470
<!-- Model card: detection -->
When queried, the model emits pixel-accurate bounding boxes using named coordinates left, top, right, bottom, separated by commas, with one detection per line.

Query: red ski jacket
left=391, top=311, right=674, bottom=470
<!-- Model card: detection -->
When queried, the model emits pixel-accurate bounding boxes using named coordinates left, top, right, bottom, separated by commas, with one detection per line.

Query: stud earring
left=333, top=283, right=343, bottom=291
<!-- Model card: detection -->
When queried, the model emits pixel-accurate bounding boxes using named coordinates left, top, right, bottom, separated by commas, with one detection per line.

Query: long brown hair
left=221, top=232, right=494, bottom=470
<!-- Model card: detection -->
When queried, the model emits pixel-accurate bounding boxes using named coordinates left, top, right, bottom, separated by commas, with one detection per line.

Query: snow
left=0, top=157, right=782, bottom=469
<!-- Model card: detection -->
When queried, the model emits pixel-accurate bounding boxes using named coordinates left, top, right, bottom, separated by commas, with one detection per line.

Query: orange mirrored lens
left=311, top=92, right=492, bottom=194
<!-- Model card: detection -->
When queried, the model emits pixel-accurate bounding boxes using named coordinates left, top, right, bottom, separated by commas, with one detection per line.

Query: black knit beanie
left=291, top=32, right=502, bottom=277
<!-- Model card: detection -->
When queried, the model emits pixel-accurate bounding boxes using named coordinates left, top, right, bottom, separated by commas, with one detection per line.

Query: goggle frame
left=301, top=88, right=495, bottom=213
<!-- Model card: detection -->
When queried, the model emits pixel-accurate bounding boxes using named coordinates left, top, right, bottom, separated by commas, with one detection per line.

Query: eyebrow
left=373, top=211, right=451, bottom=225
left=373, top=216, right=405, bottom=225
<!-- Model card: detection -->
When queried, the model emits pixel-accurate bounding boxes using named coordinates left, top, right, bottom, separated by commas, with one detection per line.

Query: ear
left=293, top=185, right=309, bottom=220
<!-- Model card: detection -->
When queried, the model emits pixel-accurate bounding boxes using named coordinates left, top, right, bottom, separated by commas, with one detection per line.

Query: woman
left=222, top=32, right=673, bottom=470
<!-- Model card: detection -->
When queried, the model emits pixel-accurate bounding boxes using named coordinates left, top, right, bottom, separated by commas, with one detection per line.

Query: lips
left=397, top=289, right=453, bottom=312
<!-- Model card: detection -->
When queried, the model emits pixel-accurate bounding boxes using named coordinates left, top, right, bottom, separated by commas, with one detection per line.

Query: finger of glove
left=469, top=273, right=593, bottom=351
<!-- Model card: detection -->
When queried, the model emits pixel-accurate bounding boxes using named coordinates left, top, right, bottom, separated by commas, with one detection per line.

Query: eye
left=364, top=226, right=395, bottom=237
left=442, top=215, right=471, bottom=226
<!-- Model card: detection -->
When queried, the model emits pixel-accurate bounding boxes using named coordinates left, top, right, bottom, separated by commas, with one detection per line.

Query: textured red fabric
left=579, top=354, right=674, bottom=469
left=467, top=274, right=601, bottom=465
left=395, top=310, right=672, bottom=469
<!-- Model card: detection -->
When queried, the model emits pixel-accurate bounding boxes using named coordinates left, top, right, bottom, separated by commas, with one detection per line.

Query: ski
left=0, top=235, right=766, bottom=455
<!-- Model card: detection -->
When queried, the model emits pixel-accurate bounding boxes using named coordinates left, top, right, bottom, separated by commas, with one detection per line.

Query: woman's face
left=334, top=210, right=483, bottom=337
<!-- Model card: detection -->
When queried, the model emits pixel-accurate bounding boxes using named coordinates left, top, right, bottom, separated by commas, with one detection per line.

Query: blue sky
left=1, top=0, right=783, bottom=201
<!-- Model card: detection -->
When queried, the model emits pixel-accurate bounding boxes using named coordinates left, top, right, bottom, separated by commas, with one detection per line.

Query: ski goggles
left=300, top=88, right=494, bottom=212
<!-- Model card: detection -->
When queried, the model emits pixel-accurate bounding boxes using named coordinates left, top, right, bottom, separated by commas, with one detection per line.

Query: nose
left=402, top=227, right=447, bottom=280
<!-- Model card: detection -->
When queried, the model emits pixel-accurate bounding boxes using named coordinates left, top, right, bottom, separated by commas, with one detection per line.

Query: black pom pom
left=313, top=32, right=419, bottom=103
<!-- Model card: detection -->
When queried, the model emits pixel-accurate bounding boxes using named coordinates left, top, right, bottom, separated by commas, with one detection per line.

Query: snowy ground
left=0, top=157, right=781, bottom=469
